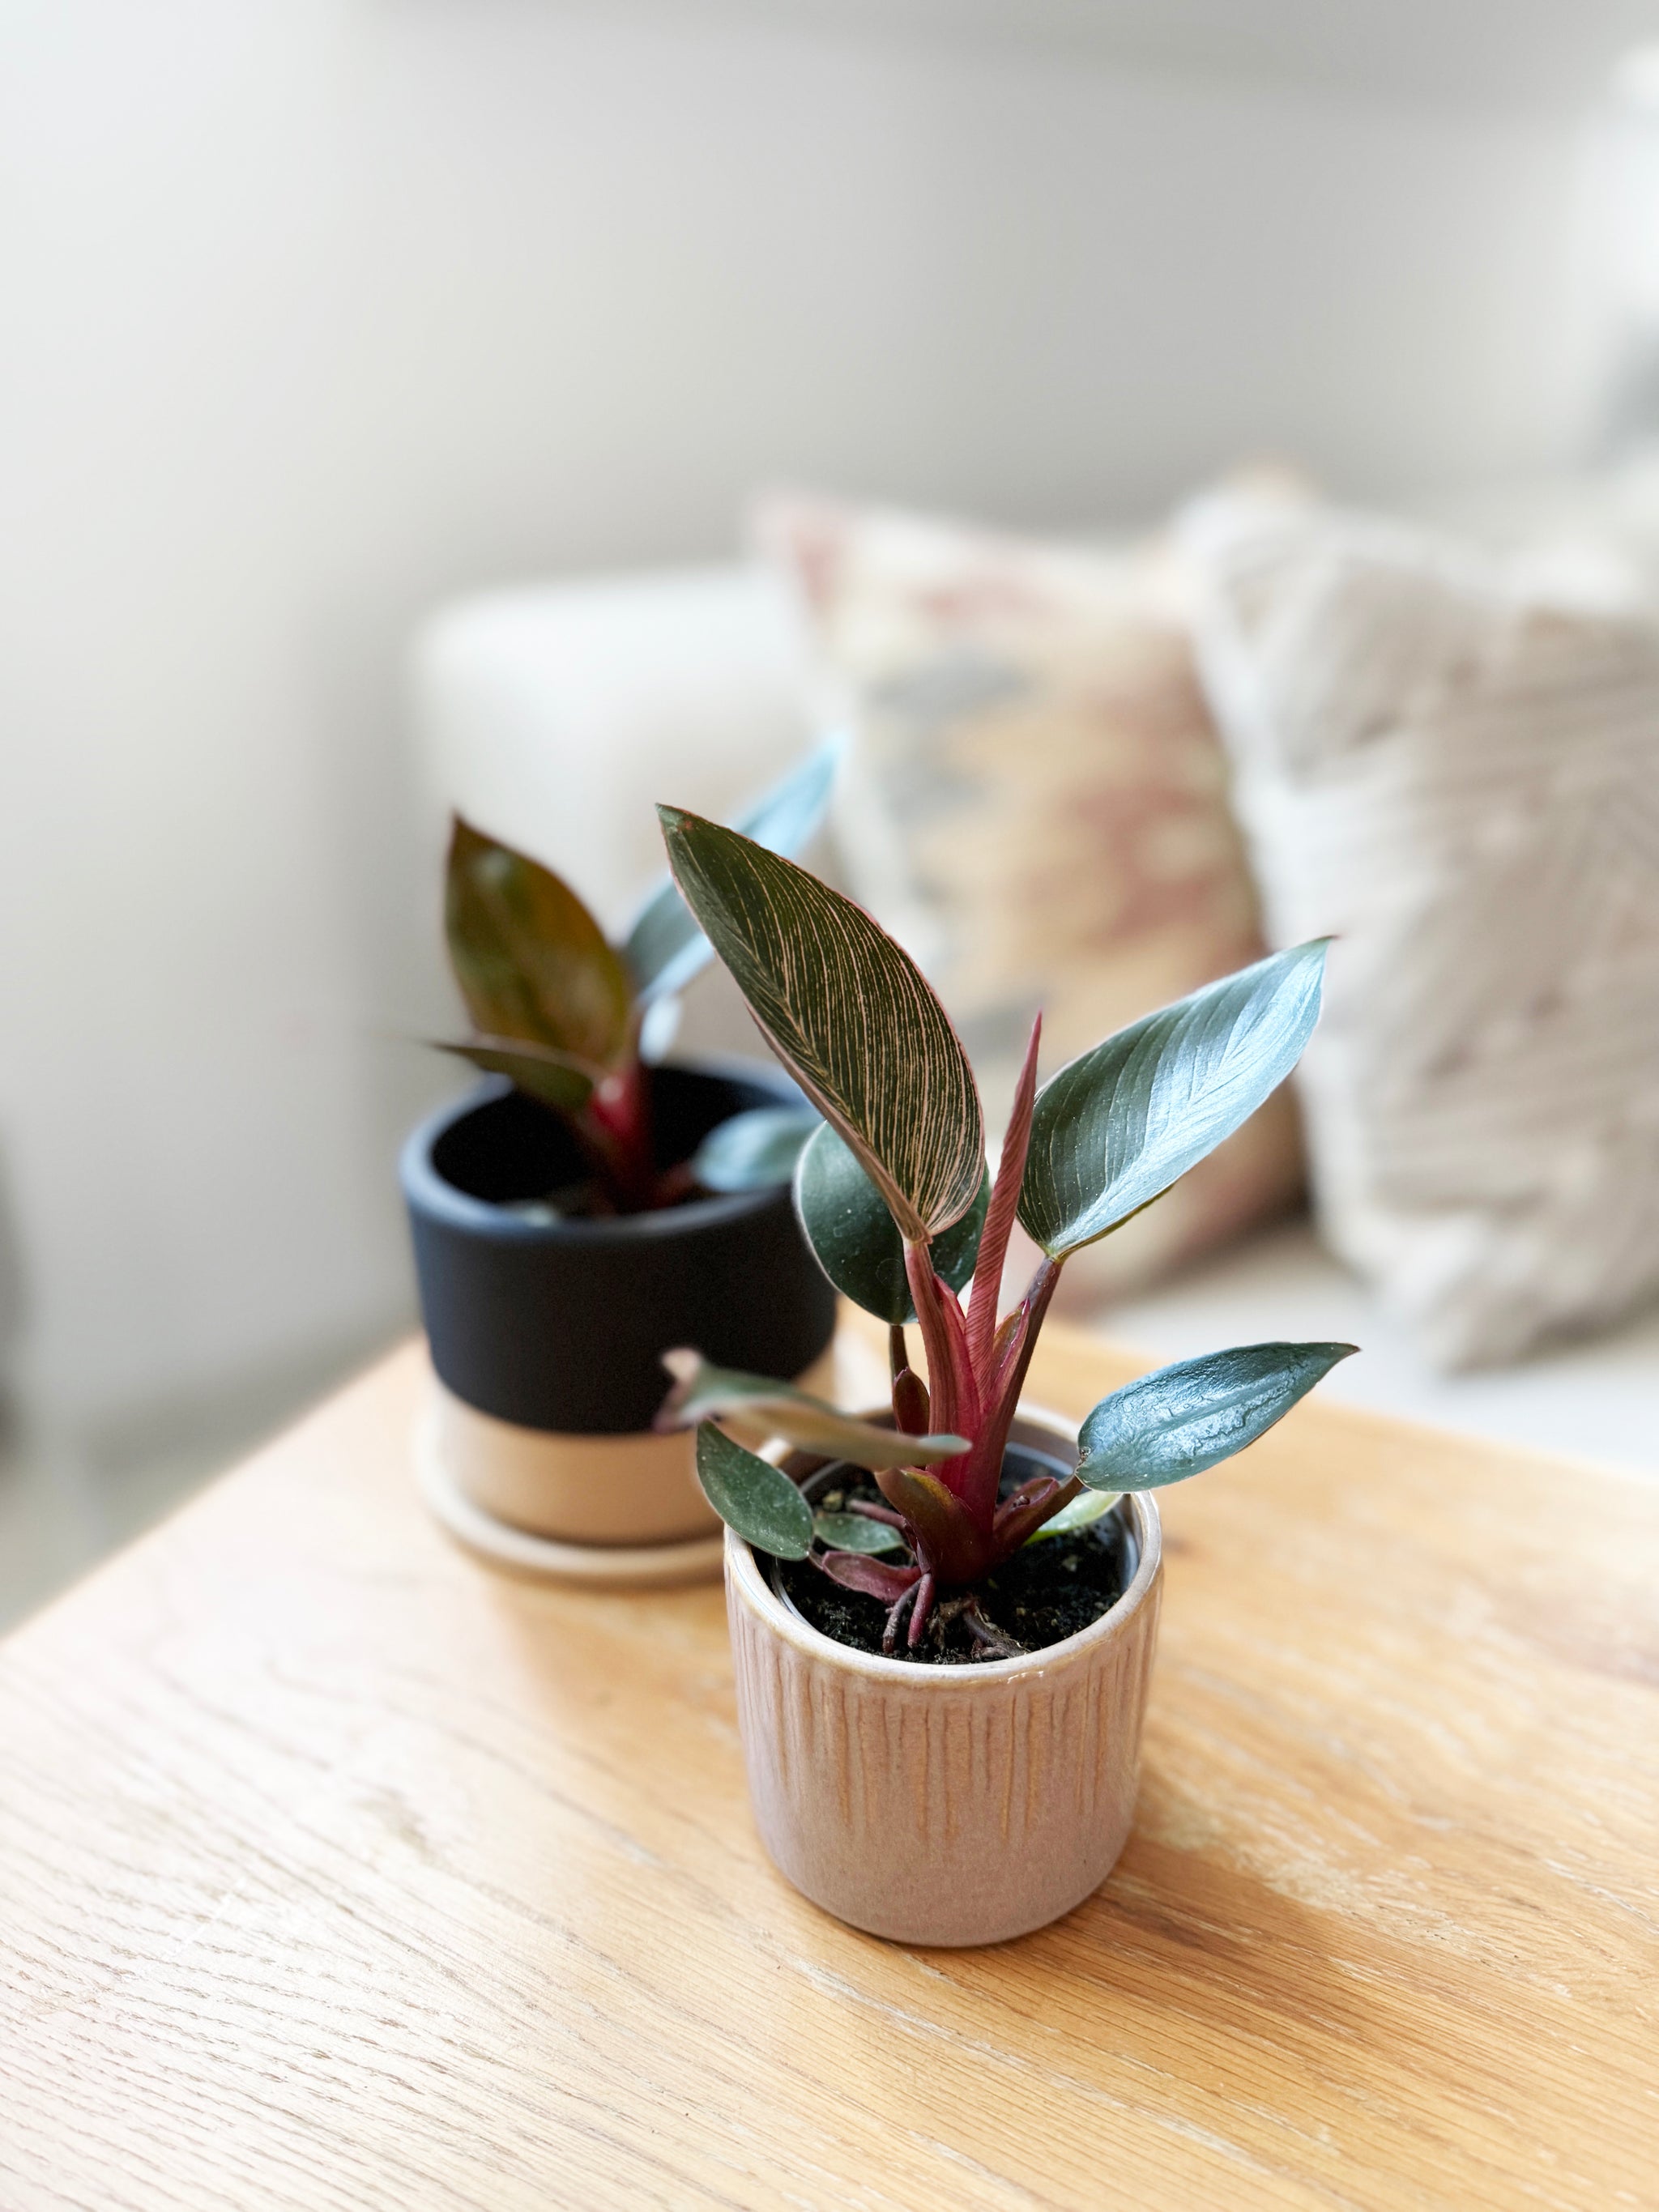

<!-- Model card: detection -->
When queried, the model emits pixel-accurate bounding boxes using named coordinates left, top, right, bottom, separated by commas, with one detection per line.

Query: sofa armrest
left=411, top=561, right=818, bottom=935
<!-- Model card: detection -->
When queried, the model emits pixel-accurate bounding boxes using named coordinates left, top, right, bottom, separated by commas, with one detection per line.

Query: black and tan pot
left=402, top=1056, right=838, bottom=1587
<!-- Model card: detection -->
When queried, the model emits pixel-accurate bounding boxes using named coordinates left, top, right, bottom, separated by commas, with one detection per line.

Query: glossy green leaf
left=691, top=1105, right=821, bottom=1194
left=431, top=1034, right=598, bottom=1115
left=1023, top=1488, right=1119, bottom=1544
left=1077, top=1340, right=1357, bottom=1491
left=657, top=808, right=983, bottom=1243
left=657, top=1350, right=968, bottom=1470
left=624, top=735, right=843, bottom=1002
left=812, top=1511, right=906, bottom=1555
left=446, top=816, right=633, bottom=1070
left=1019, top=942, right=1328, bottom=1259
left=694, top=1423, right=812, bottom=1558
left=792, top=1123, right=987, bottom=1323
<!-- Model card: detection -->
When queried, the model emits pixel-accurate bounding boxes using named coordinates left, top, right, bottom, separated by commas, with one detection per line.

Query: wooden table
left=2, top=1317, right=1655, bottom=2212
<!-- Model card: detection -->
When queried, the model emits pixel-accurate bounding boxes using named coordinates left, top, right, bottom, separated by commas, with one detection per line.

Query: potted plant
left=654, top=803, right=1353, bottom=1941
left=401, top=745, right=839, bottom=1585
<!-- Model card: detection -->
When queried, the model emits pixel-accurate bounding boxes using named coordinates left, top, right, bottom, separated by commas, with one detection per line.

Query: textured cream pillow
left=1184, top=491, right=1659, bottom=1367
left=753, top=490, right=1303, bottom=1297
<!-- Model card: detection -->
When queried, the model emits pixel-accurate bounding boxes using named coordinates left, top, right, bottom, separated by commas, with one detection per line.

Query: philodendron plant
left=433, top=742, right=835, bottom=1213
left=655, top=808, right=1355, bottom=1657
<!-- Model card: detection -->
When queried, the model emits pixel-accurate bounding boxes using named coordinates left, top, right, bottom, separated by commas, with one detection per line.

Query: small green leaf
left=1023, top=1488, right=1120, bottom=1544
left=446, top=816, right=633, bottom=1070
left=812, top=1511, right=906, bottom=1555
left=1019, top=942, right=1328, bottom=1259
left=431, top=1034, right=599, bottom=1115
left=692, top=1105, right=821, bottom=1193
left=695, top=1423, right=812, bottom=1558
left=1077, top=1340, right=1357, bottom=1490
left=793, top=1123, right=987, bottom=1323
left=657, top=808, right=983, bottom=1243
left=624, top=735, right=842, bottom=1002
left=657, top=1350, right=969, bottom=1470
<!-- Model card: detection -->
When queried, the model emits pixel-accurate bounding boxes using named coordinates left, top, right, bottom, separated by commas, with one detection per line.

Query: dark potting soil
left=771, top=1460, right=1138, bottom=1666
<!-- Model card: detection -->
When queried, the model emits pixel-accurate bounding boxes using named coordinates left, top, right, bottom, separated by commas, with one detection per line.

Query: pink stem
left=965, top=1012, right=1042, bottom=1387
left=907, top=1572, right=937, bottom=1650
left=847, top=1501, right=906, bottom=1528
left=904, top=1243, right=979, bottom=1451
left=961, top=1252, right=1063, bottom=1529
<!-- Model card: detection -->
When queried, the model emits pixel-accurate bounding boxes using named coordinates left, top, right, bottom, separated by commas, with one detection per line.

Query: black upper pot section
left=401, top=1056, right=837, bottom=1435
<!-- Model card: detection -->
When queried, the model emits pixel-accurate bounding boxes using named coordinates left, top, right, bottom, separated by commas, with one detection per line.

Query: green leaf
left=446, top=816, right=633, bottom=1070
left=812, top=1511, right=906, bottom=1555
left=657, top=1350, right=969, bottom=1470
left=1023, top=1488, right=1120, bottom=1544
left=1019, top=942, right=1328, bottom=1259
left=625, top=736, right=842, bottom=1002
left=1077, top=1340, right=1357, bottom=1490
left=657, top=808, right=983, bottom=1243
left=792, top=1123, right=987, bottom=1323
left=691, top=1105, right=821, bottom=1194
left=695, top=1423, right=812, bottom=1558
left=431, top=1034, right=599, bottom=1115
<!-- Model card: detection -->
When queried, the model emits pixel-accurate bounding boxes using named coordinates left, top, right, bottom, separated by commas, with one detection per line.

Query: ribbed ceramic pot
left=727, top=1406, right=1162, bottom=1946
left=402, top=1056, right=838, bottom=1559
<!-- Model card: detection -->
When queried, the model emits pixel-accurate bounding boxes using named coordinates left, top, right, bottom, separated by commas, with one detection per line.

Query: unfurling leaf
left=431, top=1034, right=599, bottom=1115
left=694, top=1423, right=812, bottom=1558
left=872, top=1465, right=990, bottom=1584
left=1019, top=941, right=1328, bottom=1259
left=812, top=1511, right=906, bottom=1555
left=656, top=1351, right=969, bottom=1470
left=692, top=1105, right=821, bottom=1194
left=446, top=817, right=633, bottom=1070
left=624, top=735, right=843, bottom=1002
left=1077, top=1340, right=1357, bottom=1490
left=657, top=808, right=983, bottom=1243
left=1023, top=1487, right=1119, bottom=1544
left=793, top=1123, right=987, bottom=1323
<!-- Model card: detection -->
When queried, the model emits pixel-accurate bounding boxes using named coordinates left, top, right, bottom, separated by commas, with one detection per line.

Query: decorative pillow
left=753, top=490, right=1303, bottom=1297
left=1183, top=490, right=1659, bottom=1368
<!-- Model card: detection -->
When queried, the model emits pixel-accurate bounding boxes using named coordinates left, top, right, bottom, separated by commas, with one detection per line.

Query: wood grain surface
left=2, top=1314, right=1655, bottom=2211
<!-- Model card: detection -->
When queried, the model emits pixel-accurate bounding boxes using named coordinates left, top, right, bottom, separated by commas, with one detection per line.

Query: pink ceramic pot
left=725, top=1407, right=1163, bottom=1946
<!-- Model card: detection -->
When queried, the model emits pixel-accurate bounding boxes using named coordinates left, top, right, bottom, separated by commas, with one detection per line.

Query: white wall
left=0, top=0, right=1603, bottom=1434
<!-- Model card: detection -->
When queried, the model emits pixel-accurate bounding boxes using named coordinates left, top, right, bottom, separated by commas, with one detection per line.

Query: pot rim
left=727, top=1398, right=1162, bottom=1686
left=401, top=1053, right=802, bottom=1247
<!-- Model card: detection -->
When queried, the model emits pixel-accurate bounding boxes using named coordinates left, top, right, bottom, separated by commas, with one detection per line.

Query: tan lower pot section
left=726, top=1408, right=1163, bottom=1946
left=424, top=1345, right=842, bottom=1562
left=434, top=1383, right=721, bottom=1546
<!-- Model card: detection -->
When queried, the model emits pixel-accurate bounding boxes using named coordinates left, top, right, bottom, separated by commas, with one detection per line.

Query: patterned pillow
left=753, top=491, right=1303, bottom=1296
left=1183, top=491, right=1659, bottom=1367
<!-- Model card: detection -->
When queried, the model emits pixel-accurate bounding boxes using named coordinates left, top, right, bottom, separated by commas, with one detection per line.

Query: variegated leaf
left=624, top=735, right=842, bottom=1001
left=657, top=808, right=983, bottom=1242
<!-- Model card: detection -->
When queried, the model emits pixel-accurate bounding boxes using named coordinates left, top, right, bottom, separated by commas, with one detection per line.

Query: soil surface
left=771, top=1459, right=1138, bottom=1665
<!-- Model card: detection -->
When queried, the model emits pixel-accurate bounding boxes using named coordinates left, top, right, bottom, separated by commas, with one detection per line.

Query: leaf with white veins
left=657, top=808, right=983, bottom=1242
left=625, top=735, right=842, bottom=1001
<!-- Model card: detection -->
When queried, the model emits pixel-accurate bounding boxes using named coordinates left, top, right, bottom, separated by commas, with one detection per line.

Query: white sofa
left=414, top=560, right=1659, bottom=1481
